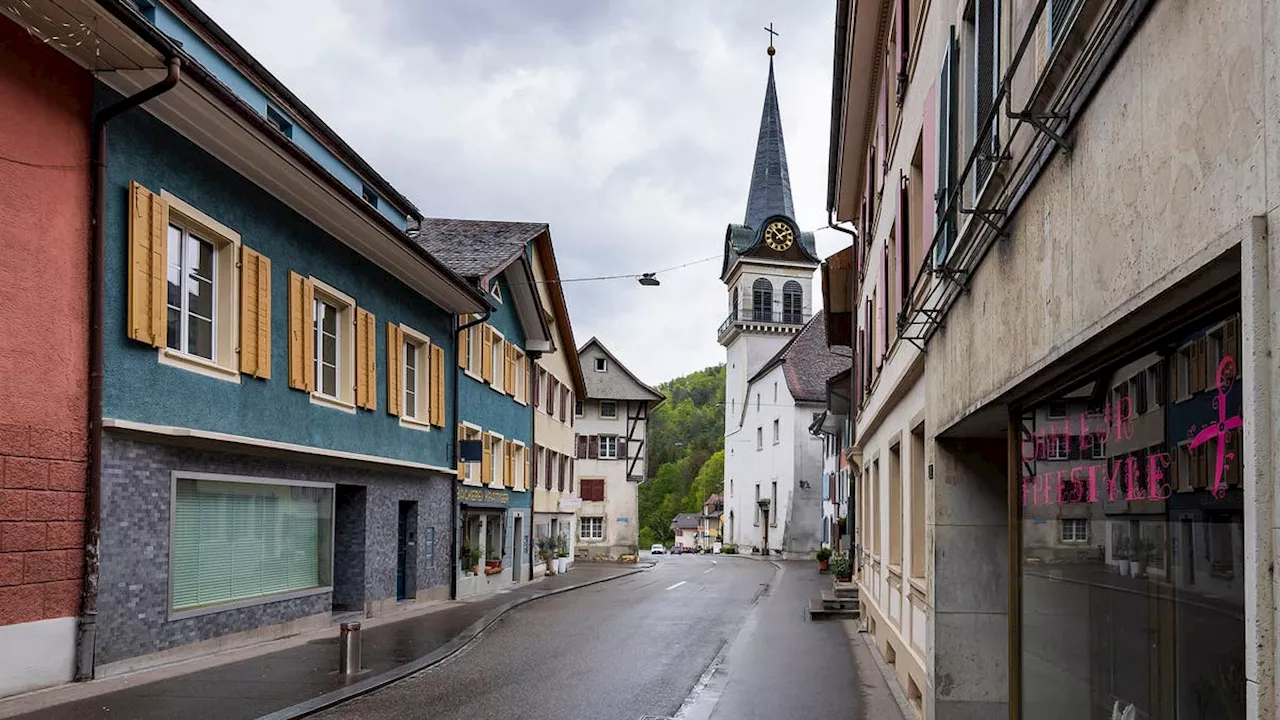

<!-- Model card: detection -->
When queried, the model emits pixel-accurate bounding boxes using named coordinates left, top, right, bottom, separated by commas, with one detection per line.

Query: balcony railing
left=718, top=308, right=808, bottom=336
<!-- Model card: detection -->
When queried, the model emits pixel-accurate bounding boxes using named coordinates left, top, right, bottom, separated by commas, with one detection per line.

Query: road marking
left=702, top=568, right=713, bottom=574
left=710, top=560, right=717, bottom=565
left=666, top=581, right=687, bottom=591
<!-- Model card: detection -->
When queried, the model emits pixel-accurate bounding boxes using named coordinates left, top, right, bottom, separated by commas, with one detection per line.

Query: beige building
left=574, top=339, right=663, bottom=560
left=529, top=233, right=586, bottom=576
left=827, top=0, right=1279, bottom=717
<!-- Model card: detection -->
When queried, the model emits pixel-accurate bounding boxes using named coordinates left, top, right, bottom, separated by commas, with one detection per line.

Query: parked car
left=650, top=544, right=666, bottom=555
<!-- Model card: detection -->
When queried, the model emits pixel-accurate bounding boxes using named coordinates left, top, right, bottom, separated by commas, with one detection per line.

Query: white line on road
left=666, top=581, right=687, bottom=590
left=702, top=568, right=713, bottom=574
left=711, top=560, right=717, bottom=564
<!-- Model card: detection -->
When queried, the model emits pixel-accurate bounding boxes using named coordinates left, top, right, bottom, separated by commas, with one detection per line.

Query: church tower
left=718, top=45, right=821, bottom=434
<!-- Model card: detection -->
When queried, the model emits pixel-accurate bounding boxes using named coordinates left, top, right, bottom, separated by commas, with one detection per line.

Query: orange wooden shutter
left=288, top=271, right=315, bottom=391
left=355, top=308, right=376, bottom=410
left=430, top=344, right=445, bottom=426
left=481, top=433, right=492, bottom=484
left=127, top=181, right=168, bottom=348
left=386, top=323, right=402, bottom=417
left=481, top=325, right=493, bottom=382
left=239, top=246, right=271, bottom=379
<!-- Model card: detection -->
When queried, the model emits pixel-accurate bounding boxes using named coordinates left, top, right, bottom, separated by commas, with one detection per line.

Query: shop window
left=171, top=476, right=332, bottom=613
left=1019, top=314, right=1245, bottom=720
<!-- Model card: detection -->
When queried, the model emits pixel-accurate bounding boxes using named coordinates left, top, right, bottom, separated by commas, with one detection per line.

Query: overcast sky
left=202, top=0, right=842, bottom=386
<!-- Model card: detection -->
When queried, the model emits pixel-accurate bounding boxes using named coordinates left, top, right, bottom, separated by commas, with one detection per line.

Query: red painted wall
left=0, top=17, right=91, bottom=626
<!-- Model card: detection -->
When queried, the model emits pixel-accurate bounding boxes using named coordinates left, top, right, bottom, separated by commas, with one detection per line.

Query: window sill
left=158, top=348, right=240, bottom=384
left=515, top=398, right=528, bottom=406
left=907, top=576, right=928, bottom=599
left=887, top=564, right=903, bottom=579
left=464, top=369, right=484, bottom=383
left=311, top=393, right=357, bottom=414
left=399, top=417, right=433, bottom=433
left=170, top=585, right=330, bottom=621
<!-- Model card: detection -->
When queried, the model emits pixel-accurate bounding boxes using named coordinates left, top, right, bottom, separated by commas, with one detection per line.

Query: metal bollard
left=338, top=622, right=361, bottom=675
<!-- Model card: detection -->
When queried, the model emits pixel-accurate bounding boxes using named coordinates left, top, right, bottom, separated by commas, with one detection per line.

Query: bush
left=721, top=544, right=738, bottom=554
left=829, top=554, right=852, bottom=580
left=815, top=547, right=833, bottom=562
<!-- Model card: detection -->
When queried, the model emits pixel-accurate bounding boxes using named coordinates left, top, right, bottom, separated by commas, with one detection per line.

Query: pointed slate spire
left=744, top=58, right=795, bottom=229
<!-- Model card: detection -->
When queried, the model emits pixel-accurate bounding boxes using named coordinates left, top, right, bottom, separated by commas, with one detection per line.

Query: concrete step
left=820, top=590, right=859, bottom=610
left=809, top=597, right=861, bottom=620
left=832, top=581, right=859, bottom=599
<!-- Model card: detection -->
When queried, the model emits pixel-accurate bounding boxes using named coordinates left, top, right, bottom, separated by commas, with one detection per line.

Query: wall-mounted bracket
left=1008, top=111, right=1072, bottom=153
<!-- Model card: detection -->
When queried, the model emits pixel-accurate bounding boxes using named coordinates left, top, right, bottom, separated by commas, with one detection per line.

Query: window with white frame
left=466, top=319, right=483, bottom=377
left=159, top=193, right=242, bottom=380
left=1060, top=518, right=1088, bottom=543
left=1091, top=435, right=1107, bottom=460
left=514, top=349, right=526, bottom=401
left=1047, top=435, right=1069, bottom=460
left=598, top=435, right=618, bottom=459
left=171, top=475, right=332, bottom=612
left=399, top=326, right=432, bottom=425
left=462, top=426, right=482, bottom=483
left=600, top=401, right=617, bottom=419
left=772, top=419, right=780, bottom=444
left=403, top=337, right=420, bottom=419
left=490, top=435, right=505, bottom=486
left=313, top=297, right=341, bottom=399
left=594, top=357, right=607, bottom=372
left=512, top=443, right=526, bottom=491
left=580, top=516, right=604, bottom=540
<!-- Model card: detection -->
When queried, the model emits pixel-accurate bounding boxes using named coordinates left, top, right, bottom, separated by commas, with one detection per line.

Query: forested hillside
left=638, top=364, right=726, bottom=547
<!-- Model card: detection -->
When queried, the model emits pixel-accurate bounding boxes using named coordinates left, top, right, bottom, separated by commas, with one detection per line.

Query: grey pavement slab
left=1, top=564, right=643, bottom=720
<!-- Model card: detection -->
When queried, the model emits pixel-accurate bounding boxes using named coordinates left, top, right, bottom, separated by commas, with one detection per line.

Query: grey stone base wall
left=97, top=432, right=452, bottom=667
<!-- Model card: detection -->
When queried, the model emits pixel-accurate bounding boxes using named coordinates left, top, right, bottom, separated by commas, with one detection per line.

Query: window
left=1047, top=435, right=1068, bottom=460
left=594, top=357, right=607, bottom=372
left=933, top=27, right=959, bottom=268
left=402, top=339, right=419, bottom=418
left=598, top=435, right=618, bottom=460
left=461, top=426, right=482, bottom=483
left=756, top=394, right=761, bottom=412
left=313, top=298, right=340, bottom=398
left=580, top=517, right=604, bottom=541
left=1047, top=401, right=1069, bottom=420
left=754, top=484, right=761, bottom=526
left=575, top=400, right=584, bottom=417
left=511, top=443, right=526, bottom=491
left=773, top=383, right=778, bottom=403
left=600, top=401, right=617, bottom=419
left=171, top=475, right=332, bottom=613
left=581, top=478, right=605, bottom=502
left=490, top=332, right=505, bottom=392
left=1091, top=435, right=1107, bottom=460
left=756, top=427, right=763, bottom=451
left=910, top=427, right=926, bottom=579
left=166, top=224, right=217, bottom=362
left=770, top=481, right=778, bottom=527
left=558, top=454, right=567, bottom=491
left=490, top=281, right=502, bottom=303
left=1060, top=518, right=1087, bottom=543
left=969, top=0, right=1000, bottom=193
left=513, top=348, right=526, bottom=402
left=265, top=105, right=292, bottom=138
left=531, top=446, right=541, bottom=491
left=782, top=280, right=803, bottom=324
left=772, top=419, right=780, bottom=444
left=752, top=278, right=773, bottom=321
left=361, top=184, right=379, bottom=208
left=490, top=435, right=504, bottom=486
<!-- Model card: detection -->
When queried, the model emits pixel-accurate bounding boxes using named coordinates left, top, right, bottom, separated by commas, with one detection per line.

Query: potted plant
left=459, top=544, right=475, bottom=576
left=816, top=547, right=833, bottom=572
left=536, top=537, right=556, bottom=575
left=1115, top=536, right=1131, bottom=577
left=484, top=550, right=503, bottom=575
left=837, top=516, right=848, bottom=536
left=555, top=535, right=569, bottom=574
left=830, top=554, right=853, bottom=582
left=469, top=547, right=482, bottom=575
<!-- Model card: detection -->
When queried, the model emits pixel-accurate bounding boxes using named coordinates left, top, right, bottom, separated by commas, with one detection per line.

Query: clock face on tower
left=763, top=221, right=795, bottom=251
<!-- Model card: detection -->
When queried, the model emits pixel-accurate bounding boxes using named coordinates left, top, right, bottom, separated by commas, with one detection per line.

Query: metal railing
left=718, top=308, right=808, bottom=336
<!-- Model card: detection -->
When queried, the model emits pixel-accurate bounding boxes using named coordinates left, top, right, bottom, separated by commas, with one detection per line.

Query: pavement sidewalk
left=0, top=563, right=648, bottom=720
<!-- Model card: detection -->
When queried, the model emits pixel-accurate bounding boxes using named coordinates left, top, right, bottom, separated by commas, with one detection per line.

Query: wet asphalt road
left=313, top=554, right=778, bottom=720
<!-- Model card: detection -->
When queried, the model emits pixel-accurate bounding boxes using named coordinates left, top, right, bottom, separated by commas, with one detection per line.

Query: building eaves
left=532, top=232, right=587, bottom=396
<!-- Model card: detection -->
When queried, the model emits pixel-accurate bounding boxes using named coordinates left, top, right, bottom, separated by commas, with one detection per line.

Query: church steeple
left=744, top=57, right=795, bottom=230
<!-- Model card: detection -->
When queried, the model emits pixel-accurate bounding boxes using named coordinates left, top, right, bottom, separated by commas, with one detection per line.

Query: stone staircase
left=808, top=579, right=860, bottom=620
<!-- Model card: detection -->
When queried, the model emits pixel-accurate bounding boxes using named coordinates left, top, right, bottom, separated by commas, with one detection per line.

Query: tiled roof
left=412, top=218, right=547, bottom=280
left=671, top=513, right=702, bottom=529
left=579, top=338, right=664, bottom=403
left=750, top=312, right=852, bottom=403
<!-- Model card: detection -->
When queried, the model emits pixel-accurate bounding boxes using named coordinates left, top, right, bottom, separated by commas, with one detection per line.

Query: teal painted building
left=84, top=0, right=491, bottom=674
left=414, top=219, right=553, bottom=593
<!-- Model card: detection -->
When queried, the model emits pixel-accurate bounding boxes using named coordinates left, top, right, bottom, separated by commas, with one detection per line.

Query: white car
left=650, top=544, right=666, bottom=555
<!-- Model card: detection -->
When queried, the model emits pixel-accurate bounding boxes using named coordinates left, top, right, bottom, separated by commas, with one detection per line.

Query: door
left=397, top=501, right=418, bottom=601
left=512, top=515, right=523, bottom=581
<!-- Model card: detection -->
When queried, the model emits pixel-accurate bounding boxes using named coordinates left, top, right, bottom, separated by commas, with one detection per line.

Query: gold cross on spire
left=764, top=23, right=778, bottom=56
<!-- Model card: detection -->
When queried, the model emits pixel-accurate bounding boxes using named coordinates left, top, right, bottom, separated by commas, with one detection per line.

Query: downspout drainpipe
left=79, top=56, right=183, bottom=682
left=826, top=210, right=857, bottom=551
left=452, top=310, right=491, bottom=600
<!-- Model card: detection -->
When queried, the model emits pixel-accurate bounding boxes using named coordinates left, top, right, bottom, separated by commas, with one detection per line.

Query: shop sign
left=459, top=486, right=510, bottom=506
left=558, top=498, right=583, bottom=511
left=1020, top=356, right=1242, bottom=507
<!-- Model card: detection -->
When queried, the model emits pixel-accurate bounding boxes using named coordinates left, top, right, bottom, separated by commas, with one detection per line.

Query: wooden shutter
left=877, top=60, right=888, bottom=183
left=288, top=271, right=315, bottom=391
left=588, top=435, right=599, bottom=460
left=856, top=329, right=866, bottom=408
left=481, top=433, right=492, bottom=485
left=896, top=0, right=910, bottom=103
left=387, top=323, right=403, bottom=417
left=880, top=244, right=889, bottom=363
left=504, top=443, right=515, bottom=488
left=545, top=450, right=554, bottom=490
left=456, top=425, right=466, bottom=480
left=239, top=246, right=271, bottom=378
left=457, top=326, right=468, bottom=369
left=897, top=172, right=911, bottom=311
left=560, top=386, right=568, bottom=422
left=355, top=308, right=376, bottom=410
left=504, top=344, right=516, bottom=394
left=550, top=378, right=559, bottom=416
left=569, top=459, right=575, bottom=493
left=620, top=435, right=629, bottom=459
left=534, top=367, right=542, bottom=406
left=481, top=325, right=493, bottom=383
left=557, top=454, right=565, bottom=491
left=127, top=180, right=169, bottom=348
left=531, top=446, right=540, bottom=488
left=922, top=84, right=937, bottom=262
left=934, top=26, right=959, bottom=268
left=430, top=345, right=445, bottom=426
left=576, top=434, right=587, bottom=458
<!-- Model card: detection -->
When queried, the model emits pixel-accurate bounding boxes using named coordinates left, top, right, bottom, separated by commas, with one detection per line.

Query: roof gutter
left=80, top=54, right=183, bottom=683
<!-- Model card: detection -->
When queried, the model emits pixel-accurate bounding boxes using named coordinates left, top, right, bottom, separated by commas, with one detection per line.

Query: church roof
left=748, top=312, right=852, bottom=403
left=745, top=60, right=795, bottom=230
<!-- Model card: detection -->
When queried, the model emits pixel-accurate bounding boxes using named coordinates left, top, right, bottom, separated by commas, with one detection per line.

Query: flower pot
left=557, top=557, right=568, bottom=573
left=1131, top=561, right=1145, bottom=578
left=818, top=560, right=829, bottom=572
left=1117, top=560, right=1130, bottom=576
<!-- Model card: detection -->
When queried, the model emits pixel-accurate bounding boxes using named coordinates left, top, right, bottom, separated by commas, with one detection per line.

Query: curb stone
left=257, top=564, right=653, bottom=720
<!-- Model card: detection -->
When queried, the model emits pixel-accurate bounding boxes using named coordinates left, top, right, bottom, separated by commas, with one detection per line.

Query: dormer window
left=265, top=105, right=292, bottom=139
left=361, top=184, right=379, bottom=208
left=491, top=281, right=502, bottom=303
left=594, top=357, right=607, bottom=373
